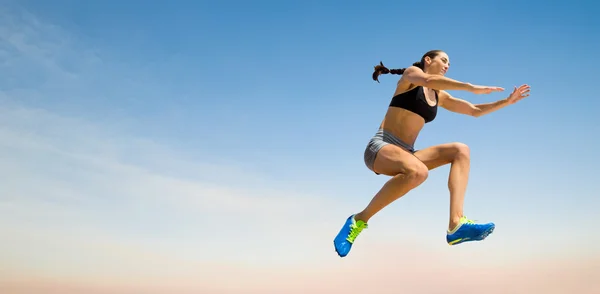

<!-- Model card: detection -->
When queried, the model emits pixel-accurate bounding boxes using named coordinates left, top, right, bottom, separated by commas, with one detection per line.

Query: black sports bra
left=389, top=86, right=438, bottom=123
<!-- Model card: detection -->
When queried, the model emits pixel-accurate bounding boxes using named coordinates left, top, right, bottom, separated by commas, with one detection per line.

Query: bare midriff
left=379, top=107, right=425, bottom=147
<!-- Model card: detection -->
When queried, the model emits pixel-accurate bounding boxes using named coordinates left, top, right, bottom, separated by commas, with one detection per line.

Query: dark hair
left=372, top=50, right=444, bottom=83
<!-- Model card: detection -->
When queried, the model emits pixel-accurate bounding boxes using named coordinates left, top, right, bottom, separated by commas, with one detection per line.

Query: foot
left=333, top=214, right=368, bottom=257
left=446, top=216, right=495, bottom=246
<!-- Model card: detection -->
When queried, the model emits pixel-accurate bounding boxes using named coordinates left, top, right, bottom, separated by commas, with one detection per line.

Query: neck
left=424, top=69, right=441, bottom=76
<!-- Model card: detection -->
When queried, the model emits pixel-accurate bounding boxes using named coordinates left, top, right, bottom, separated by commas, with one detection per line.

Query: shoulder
left=402, top=66, right=424, bottom=75
left=397, top=66, right=424, bottom=87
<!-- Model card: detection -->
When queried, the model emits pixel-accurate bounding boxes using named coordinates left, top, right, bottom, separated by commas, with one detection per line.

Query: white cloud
left=0, top=103, right=342, bottom=267
left=0, top=6, right=345, bottom=279
left=2, top=5, right=597, bottom=290
left=0, top=6, right=97, bottom=89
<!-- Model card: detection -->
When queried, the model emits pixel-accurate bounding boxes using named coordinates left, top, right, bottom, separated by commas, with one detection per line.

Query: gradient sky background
left=1, top=0, right=599, bottom=293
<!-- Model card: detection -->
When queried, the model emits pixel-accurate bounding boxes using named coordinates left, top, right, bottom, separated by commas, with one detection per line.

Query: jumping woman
left=334, top=49, right=530, bottom=257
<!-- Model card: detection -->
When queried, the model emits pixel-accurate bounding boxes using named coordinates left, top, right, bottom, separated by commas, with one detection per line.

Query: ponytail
left=372, top=60, right=424, bottom=83
left=372, top=61, right=404, bottom=83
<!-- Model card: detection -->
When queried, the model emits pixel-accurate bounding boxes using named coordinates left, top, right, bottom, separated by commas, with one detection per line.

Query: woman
left=334, top=49, right=530, bottom=257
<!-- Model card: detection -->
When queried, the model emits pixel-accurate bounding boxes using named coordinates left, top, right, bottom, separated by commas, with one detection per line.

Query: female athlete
left=334, top=49, right=530, bottom=257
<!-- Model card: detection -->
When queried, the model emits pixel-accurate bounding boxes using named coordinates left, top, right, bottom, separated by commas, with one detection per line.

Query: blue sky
left=1, top=0, right=599, bottom=292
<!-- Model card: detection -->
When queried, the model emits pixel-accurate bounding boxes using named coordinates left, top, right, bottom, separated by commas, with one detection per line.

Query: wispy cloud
left=0, top=5, right=99, bottom=92
left=1, top=4, right=598, bottom=294
left=0, top=102, right=343, bottom=269
left=0, top=5, right=343, bottom=285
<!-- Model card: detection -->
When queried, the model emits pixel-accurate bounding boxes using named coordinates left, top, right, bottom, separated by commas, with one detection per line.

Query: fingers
left=512, top=84, right=531, bottom=102
left=516, top=84, right=531, bottom=95
left=480, top=86, right=504, bottom=94
left=473, top=85, right=505, bottom=94
left=480, top=84, right=530, bottom=101
left=516, top=93, right=529, bottom=102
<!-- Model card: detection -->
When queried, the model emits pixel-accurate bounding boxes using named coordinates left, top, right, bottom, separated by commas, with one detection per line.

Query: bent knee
left=452, top=142, right=470, bottom=160
left=405, top=163, right=429, bottom=184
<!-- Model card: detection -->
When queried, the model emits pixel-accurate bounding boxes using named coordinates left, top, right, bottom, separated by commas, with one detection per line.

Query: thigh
left=372, top=144, right=428, bottom=176
left=413, top=142, right=470, bottom=170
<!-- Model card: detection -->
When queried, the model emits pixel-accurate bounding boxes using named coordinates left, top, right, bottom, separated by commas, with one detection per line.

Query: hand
left=468, top=83, right=505, bottom=95
left=506, top=84, right=530, bottom=104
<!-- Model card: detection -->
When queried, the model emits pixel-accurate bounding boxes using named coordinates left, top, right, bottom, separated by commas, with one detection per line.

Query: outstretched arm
left=402, top=66, right=504, bottom=94
left=439, top=84, right=530, bottom=117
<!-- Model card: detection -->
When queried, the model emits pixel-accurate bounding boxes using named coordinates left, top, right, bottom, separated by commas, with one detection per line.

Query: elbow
left=471, top=108, right=483, bottom=117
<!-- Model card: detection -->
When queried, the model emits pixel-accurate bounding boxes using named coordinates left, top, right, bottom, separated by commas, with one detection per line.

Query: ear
left=424, top=56, right=432, bottom=65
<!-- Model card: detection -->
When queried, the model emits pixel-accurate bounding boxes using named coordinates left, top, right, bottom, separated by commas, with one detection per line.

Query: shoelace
left=461, top=216, right=478, bottom=225
left=346, top=222, right=367, bottom=243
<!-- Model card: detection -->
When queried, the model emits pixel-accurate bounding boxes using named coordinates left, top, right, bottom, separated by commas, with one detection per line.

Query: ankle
left=354, top=212, right=370, bottom=223
left=449, top=216, right=463, bottom=231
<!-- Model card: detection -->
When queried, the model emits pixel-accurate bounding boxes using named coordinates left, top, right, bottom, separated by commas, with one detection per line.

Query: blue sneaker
left=333, top=215, right=368, bottom=257
left=446, top=216, right=495, bottom=245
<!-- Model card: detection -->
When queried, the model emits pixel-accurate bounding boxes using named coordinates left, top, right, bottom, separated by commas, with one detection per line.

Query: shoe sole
left=448, top=225, right=495, bottom=246
left=477, top=225, right=495, bottom=240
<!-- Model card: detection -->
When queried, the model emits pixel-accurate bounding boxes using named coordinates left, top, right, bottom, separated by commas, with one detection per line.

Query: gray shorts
left=363, top=128, right=416, bottom=174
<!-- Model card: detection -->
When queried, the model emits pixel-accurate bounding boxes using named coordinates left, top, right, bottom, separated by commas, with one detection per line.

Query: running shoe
left=446, top=216, right=495, bottom=245
left=333, top=214, right=368, bottom=257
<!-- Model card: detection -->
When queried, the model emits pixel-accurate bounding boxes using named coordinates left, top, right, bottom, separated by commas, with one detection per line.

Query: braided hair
left=372, top=50, right=444, bottom=83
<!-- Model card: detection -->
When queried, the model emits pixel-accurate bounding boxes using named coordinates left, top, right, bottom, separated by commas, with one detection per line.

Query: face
left=425, top=52, right=450, bottom=75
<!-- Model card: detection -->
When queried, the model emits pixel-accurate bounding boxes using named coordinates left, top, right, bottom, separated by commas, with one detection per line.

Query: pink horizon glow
left=2, top=243, right=598, bottom=294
